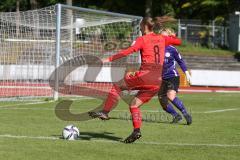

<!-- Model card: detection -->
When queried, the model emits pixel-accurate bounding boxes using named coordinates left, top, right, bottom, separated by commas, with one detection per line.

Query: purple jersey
left=162, top=45, right=187, bottom=80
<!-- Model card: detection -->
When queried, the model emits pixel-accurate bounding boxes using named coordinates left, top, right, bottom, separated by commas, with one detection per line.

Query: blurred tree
left=66, top=0, right=72, bottom=5
left=152, top=0, right=175, bottom=17
left=16, top=0, right=20, bottom=12
left=145, top=0, right=152, bottom=17
left=0, top=0, right=17, bottom=11
left=174, top=0, right=239, bottom=23
left=29, top=0, right=38, bottom=9
left=101, top=0, right=145, bottom=16
left=0, top=0, right=239, bottom=24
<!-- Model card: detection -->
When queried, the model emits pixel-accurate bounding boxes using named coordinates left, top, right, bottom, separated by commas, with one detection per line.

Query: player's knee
left=115, top=79, right=127, bottom=90
left=167, top=90, right=176, bottom=101
left=130, top=98, right=143, bottom=108
left=109, top=86, right=121, bottom=98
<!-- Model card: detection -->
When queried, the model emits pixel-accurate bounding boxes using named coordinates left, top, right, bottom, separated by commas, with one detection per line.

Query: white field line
left=179, top=89, right=212, bottom=93
left=135, top=141, right=240, bottom=147
left=0, top=134, right=239, bottom=148
left=0, top=104, right=240, bottom=114
left=204, top=108, right=239, bottom=113
left=1, top=86, right=240, bottom=93
left=179, top=89, right=240, bottom=93
left=215, top=90, right=240, bottom=93
left=0, top=134, right=59, bottom=140
left=0, top=107, right=54, bottom=110
left=0, top=101, right=53, bottom=108
left=114, top=109, right=240, bottom=114
left=0, top=98, right=238, bottom=114
left=0, top=106, right=239, bottom=114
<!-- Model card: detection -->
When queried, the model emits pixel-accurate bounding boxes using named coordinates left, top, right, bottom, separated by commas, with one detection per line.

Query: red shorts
left=124, top=70, right=162, bottom=103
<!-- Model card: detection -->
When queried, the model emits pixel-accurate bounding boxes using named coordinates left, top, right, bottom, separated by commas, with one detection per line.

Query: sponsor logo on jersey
left=165, top=52, right=170, bottom=57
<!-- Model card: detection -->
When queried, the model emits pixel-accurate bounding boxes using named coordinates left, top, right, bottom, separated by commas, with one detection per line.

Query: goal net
left=0, top=4, right=142, bottom=101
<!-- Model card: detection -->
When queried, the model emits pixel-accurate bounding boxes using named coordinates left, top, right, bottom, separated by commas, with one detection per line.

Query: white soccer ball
left=62, top=125, right=80, bottom=140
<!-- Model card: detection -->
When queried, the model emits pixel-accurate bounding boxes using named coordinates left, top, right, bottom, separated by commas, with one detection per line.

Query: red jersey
left=107, top=33, right=181, bottom=69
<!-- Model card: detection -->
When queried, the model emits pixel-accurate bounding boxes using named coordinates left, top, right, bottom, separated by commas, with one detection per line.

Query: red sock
left=103, top=84, right=121, bottom=113
left=130, top=107, right=142, bottom=129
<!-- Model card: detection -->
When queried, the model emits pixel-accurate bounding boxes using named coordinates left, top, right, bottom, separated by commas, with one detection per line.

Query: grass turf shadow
left=53, top=131, right=122, bottom=141
left=110, top=116, right=190, bottom=126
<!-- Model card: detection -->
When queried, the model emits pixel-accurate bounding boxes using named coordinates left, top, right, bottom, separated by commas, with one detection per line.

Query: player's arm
left=102, top=37, right=143, bottom=63
left=172, top=47, right=191, bottom=83
left=172, top=47, right=187, bottom=72
left=164, top=35, right=182, bottom=46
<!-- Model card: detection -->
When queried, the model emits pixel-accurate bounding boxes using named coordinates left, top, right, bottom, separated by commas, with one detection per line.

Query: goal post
left=54, top=4, right=62, bottom=101
left=0, top=4, right=142, bottom=101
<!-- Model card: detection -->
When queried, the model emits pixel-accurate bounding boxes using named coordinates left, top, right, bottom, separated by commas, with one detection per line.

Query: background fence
left=177, top=19, right=229, bottom=48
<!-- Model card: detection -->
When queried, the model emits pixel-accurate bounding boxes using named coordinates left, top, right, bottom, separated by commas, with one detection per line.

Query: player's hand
left=102, top=58, right=109, bottom=63
left=185, top=71, right=191, bottom=84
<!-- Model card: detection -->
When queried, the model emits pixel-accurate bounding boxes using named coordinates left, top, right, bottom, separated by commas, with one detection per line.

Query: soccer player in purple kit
left=158, top=28, right=192, bottom=125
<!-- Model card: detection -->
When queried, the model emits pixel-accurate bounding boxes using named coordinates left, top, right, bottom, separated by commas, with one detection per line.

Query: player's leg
left=167, top=90, right=187, bottom=115
left=158, top=80, right=181, bottom=123
left=123, top=97, right=143, bottom=143
left=123, top=87, right=158, bottom=143
left=88, top=79, right=127, bottom=120
left=167, top=77, right=192, bottom=125
left=159, top=95, right=182, bottom=123
left=89, top=71, right=149, bottom=120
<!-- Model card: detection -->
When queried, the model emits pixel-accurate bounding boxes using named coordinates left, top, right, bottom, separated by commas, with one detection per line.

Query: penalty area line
left=114, top=108, right=240, bottom=114
left=0, top=107, right=239, bottom=114
left=0, top=134, right=59, bottom=140
left=204, top=108, right=239, bottom=113
left=0, top=134, right=240, bottom=148
left=0, top=101, right=54, bottom=108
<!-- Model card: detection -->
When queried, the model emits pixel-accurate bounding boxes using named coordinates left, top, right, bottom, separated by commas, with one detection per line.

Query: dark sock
left=171, top=97, right=188, bottom=115
left=134, top=128, right=140, bottom=132
left=164, top=103, right=178, bottom=117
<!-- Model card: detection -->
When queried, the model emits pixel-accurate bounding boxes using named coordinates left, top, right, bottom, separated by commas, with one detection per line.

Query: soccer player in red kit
left=89, top=16, right=182, bottom=143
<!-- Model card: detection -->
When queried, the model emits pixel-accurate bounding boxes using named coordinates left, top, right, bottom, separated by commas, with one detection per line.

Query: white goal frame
left=54, top=4, right=143, bottom=100
left=0, top=4, right=142, bottom=101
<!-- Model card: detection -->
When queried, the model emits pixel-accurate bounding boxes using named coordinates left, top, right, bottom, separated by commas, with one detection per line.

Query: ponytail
left=153, top=16, right=176, bottom=32
left=141, top=16, right=176, bottom=32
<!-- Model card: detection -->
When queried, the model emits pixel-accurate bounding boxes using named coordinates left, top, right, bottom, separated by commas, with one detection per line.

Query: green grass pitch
left=0, top=93, right=240, bottom=160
